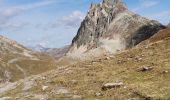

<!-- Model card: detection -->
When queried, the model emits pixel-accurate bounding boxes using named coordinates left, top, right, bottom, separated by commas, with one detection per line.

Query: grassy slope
left=0, top=52, right=57, bottom=82
left=0, top=36, right=57, bottom=82
left=0, top=28, right=170, bottom=99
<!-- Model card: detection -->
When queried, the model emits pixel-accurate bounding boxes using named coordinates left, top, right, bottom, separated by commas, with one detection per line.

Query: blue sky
left=0, top=0, right=170, bottom=48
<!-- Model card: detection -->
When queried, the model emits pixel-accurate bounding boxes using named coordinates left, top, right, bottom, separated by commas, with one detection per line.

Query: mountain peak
left=102, top=0, right=126, bottom=7
left=103, top=0, right=122, bottom=4
left=68, top=0, right=164, bottom=59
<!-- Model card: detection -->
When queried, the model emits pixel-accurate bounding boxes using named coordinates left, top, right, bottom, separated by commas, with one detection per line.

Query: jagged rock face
left=68, top=0, right=164, bottom=57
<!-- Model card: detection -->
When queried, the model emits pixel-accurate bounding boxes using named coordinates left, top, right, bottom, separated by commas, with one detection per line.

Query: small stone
left=123, top=86, right=127, bottom=89
left=117, top=60, right=126, bottom=64
left=127, top=58, right=131, bottom=61
left=134, top=56, right=143, bottom=61
left=139, top=66, right=153, bottom=72
left=70, top=80, right=78, bottom=85
left=72, top=95, right=82, bottom=100
left=104, top=57, right=110, bottom=60
left=117, top=60, right=122, bottom=64
left=141, top=55, right=145, bottom=57
left=145, top=46, right=149, bottom=49
left=109, top=55, right=115, bottom=58
left=0, top=97, right=11, bottom=100
left=102, top=82, right=124, bottom=91
left=52, top=87, right=69, bottom=94
left=42, top=77, right=46, bottom=80
left=95, top=92, right=103, bottom=97
left=42, top=85, right=48, bottom=91
left=162, top=70, right=168, bottom=74
left=138, top=57, right=142, bottom=61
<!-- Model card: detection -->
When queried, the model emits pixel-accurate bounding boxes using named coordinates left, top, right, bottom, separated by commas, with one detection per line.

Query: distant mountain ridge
left=168, top=23, right=170, bottom=27
left=67, top=0, right=165, bottom=59
left=30, top=45, right=70, bottom=59
left=44, top=45, right=70, bottom=59
left=29, top=44, right=49, bottom=52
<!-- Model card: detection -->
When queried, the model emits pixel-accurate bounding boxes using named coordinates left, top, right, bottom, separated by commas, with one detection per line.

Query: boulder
left=102, top=82, right=123, bottom=90
left=138, top=65, right=153, bottom=72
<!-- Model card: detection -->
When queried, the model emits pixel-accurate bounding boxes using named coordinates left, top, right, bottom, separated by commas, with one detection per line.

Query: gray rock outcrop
left=67, top=0, right=164, bottom=58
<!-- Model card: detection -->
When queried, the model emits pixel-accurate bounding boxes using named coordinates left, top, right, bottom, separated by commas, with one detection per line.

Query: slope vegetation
left=0, top=27, right=169, bottom=99
left=0, top=36, right=57, bottom=82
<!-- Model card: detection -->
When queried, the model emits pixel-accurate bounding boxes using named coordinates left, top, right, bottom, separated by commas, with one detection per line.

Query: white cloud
left=50, top=10, right=85, bottom=28
left=140, top=0, right=158, bottom=8
left=0, top=21, right=29, bottom=31
left=0, top=0, right=55, bottom=31
left=133, top=0, right=159, bottom=12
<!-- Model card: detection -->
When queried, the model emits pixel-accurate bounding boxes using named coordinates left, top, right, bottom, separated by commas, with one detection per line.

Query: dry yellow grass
left=1, top=30, right=169, bottom=99
left=0, top=53, right=57, bottom=82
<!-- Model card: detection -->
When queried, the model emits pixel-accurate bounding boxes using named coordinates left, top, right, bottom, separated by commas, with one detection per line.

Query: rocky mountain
left=30, top=44, right=49, bottom=52
left=168, top=23, right=170, bottom=27
left=0, top=35, right=31, bottom=55
left=1, top=26, right=169, bottom=99
left=139, top=25, right=170, bottom=45
left=0, top=0, right=169, bottom=99
left=44, top=45, right=70, bottom=59
left=30, top=45, right=70, bottom=59
left=68, top=0, right=165, bottom=59
left=0, top=35, right=56, bottom=83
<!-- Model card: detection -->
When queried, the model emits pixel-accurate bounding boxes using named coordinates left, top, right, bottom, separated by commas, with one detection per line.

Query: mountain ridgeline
left=67, top=0, right=165, bottom=58
left=0, top=35, right=57, bottom=82
left=0, top=0, right=170, bottom=99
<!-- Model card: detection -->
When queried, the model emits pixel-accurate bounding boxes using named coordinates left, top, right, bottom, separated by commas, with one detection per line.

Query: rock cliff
left=68, top=0, right=164, bottom=58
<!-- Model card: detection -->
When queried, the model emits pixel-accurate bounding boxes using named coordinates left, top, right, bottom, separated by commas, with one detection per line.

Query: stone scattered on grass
left=0, top=97, right=11, bottom=100
left=104, top=57, right=110, bottom=60
left=42, top=85, right=48, bottom=91
left=51, top=86, right=69, bottom=94
left=102, top=82, right=124, bottom=91
left=70, top=80, right=78, bottom=85
left=95, top=92, right=103, bottom=97
left=72, top=95, right=82, bottom=99
left=138, top=65, right=153, bottom=72
left=109, top=55, right=115, bottom=59
left=42, top=77, right=46, bottom=80
left=117, top=60, right=126, bottom=64
left=134, top=56, right=143, bottom=62
left=162, top=70, right=168, bottom=74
